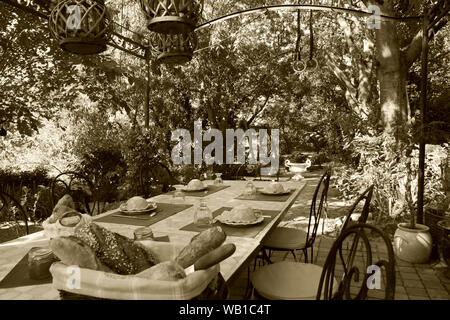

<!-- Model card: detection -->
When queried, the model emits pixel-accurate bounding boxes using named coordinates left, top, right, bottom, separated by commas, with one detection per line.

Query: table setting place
left=180, top=201, right=280, bottom=238
left=95, top=196, right=193, bottom=227
left=236, top=180, right=297, bottom=202
left=166, top=177, right=230, bottom=198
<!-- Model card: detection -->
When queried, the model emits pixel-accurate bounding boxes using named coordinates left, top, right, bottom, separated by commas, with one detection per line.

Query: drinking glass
left=214, top=173, right=223, bottom=186
left=194, top=199, right=213, bottom=227
left=243, top=176, right=257, bottom=198
left=172, top=184, right=186, bottom=202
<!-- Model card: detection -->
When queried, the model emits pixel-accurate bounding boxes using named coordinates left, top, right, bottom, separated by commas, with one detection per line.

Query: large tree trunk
left=375, top=18, right=410, bottom=134
left=373, top=1, right=410, bottom=134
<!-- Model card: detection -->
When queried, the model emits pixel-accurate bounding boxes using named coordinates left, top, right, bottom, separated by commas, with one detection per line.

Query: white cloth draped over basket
left=50, top=240, right=220, bottom=300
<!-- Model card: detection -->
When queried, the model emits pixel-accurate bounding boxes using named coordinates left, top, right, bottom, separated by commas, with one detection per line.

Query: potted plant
left=393, top=155, right=433, bottom=264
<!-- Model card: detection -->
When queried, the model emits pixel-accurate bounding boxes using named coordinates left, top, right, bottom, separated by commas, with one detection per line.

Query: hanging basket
left=150, top=32, right=198, bottom=64
left=49, top=0, right=110, bottom=55
left=138, top=0, right=203, bottom=34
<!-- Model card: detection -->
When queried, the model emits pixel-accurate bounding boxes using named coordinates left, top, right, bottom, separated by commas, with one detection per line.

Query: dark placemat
left=95, top=203, right=192, bottom=227
left=0, top=236, right=171, bottom=290
left=180, top=207, right=279, bottom=238
left=235, top=188, right=297, bottom=202
left=152, top=235, right=170, bottom=242
left=166, top=185, right=230, bottom=197
left=0, top=249, right=54, bottom=289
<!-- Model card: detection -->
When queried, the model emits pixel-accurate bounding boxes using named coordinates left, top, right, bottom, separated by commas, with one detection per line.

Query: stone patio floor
left=227, top=171, right=450, bottom=300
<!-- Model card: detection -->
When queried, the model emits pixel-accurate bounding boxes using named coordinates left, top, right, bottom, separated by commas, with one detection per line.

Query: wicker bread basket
left=50, top=240, right=225, bottom=300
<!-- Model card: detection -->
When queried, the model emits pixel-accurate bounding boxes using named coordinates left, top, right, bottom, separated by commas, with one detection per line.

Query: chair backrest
left=340, top=185, right=374, bottom=232
left=305, top=170, right=331, bottom=248
left=51, top=171, right=98, bottom=215
left=316, top=223, right=396, bottom=300
left=0, top=189, right=29, bottom=235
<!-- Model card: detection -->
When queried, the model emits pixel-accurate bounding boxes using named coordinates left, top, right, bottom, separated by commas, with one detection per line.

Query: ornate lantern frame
left=138, top=0, right=204, bottom=34
left=149, top=32, right=198, bottom=64
left=49, top=0, right=110, bottom=55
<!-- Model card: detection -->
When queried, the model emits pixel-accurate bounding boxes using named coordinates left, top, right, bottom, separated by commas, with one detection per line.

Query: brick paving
left=227, top=171, right=450, bottom=300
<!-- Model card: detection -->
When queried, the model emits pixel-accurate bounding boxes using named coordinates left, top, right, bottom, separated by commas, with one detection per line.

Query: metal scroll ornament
left=149, top=32, right=198, bottom=64
left=138, top=0, right=203, bottom=34
left=49, top=0, right=109, bottom=55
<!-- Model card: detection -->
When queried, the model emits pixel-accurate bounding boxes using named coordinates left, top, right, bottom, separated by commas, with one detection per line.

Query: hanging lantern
left=150, top=32, right=198, bottom=64
left=49, top=0, right=110, bottom=55
left=138, top=0, right=203, bottom=34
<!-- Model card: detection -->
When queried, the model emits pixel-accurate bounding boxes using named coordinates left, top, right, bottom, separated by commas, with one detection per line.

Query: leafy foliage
left=334, top=133, right=448, bottom=227
left=0, top=0, right=448, bottom=230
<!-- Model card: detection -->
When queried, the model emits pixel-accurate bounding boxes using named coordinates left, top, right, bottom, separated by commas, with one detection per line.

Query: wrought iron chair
left=317, top=223, right=396, bottom=300
left=0, top=189, right=29, bottom=235
left=340, top=185, right=374, bottom=232
left=50, top=171, right=98, bottom=215
left=250, top=223, right=396, bottom=300
left=261, top=169, right=331, bottom=263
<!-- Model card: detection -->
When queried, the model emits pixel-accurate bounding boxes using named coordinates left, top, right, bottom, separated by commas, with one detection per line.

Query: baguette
left=50, top=236, right=112, bottom=272
left=194, top=243, right=236, bottom=271
left=136, top=261, right=186, bottom=281
left=175, top=226, right=226, bottom=269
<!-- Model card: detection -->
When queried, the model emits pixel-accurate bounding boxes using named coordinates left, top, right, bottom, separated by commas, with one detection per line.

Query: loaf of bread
left=136, top=261, right=186, bottom=281
left=49, top=194, right=77, bottom=223
left=50, top=236, right=112, bottom=273
left=175, top=226, right=226, bottom=269
left=194, top=243, right=236, bottom=271
left=74, top=223, right=158, bottom=275
left=59, top=211, right=82, bottom=227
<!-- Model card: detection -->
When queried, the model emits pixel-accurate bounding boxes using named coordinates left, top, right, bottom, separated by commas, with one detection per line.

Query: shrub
left=311, top=152, right=330, bottom=166
left=333, top=133, right=448, bottom=227
left=121, top=128, right=175, bottom=198
left=289, top=151, right=309, bottom=163
left=0, top=167, right=54, bottom=221
left=76, top=150, right=126, bottom=203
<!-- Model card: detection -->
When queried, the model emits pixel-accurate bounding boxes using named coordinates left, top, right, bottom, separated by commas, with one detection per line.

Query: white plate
left=214, top=211, right=265, bottom=226
left=120, top=202, right=158, bottom=216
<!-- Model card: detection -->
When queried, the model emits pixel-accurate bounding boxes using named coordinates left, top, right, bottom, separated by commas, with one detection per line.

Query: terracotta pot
left=394, top=223, right=433, bottom=264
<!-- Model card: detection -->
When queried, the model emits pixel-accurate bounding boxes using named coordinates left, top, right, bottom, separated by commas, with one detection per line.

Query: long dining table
left=0, top=179, right=307, bottom=300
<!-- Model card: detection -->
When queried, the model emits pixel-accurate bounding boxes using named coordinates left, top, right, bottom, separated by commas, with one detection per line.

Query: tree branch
left=405, top=17, right=449, bottom=68
left=324, top=52, right=358, bottom=98
left=247, top=95, right=270, bottom=125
